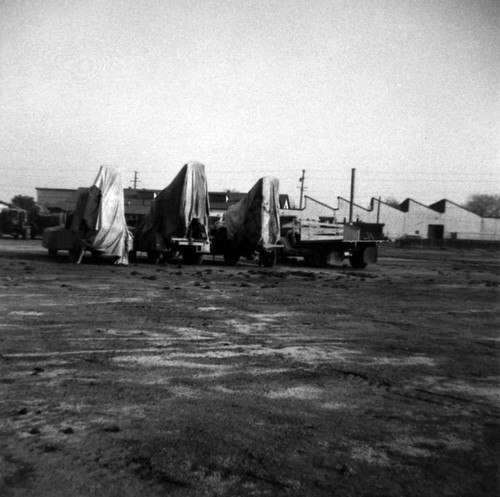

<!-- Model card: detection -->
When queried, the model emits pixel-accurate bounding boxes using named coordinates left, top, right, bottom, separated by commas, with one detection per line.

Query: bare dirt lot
left=0, top=239, right=499, bottom=497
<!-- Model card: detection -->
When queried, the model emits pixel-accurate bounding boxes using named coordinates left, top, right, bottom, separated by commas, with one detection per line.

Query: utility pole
left=349, top=168, right=355, bottom=223
left=299, top=169, right=306, bottom=209
left=131, top=171, right=139, bottom=190
left=376, top=196, right=381, bottom=224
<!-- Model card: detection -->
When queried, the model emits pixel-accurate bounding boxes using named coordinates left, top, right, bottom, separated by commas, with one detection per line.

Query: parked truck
left=43, top=166, right=133, bottom=264
left=132, top=161, right=211, bottom=264
left=30, top=212, right=66, bottom=239
left=0, top=203, right=31, bottom=239
left=279, top=218, right=386, bottom=268
left=208, top=176, right=281, bottom=267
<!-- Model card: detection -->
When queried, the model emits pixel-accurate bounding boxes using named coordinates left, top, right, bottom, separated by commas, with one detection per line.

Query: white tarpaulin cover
left=139, top=161, right=210, bottom=238
left=225, top=176, right=280, bottom=250
left=70, top=166, right=133, bottom=264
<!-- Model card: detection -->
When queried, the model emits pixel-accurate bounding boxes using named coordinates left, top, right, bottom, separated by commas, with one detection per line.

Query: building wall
left=439, top=201, right=482, bottom=240
left=298, top=196, right=336, bottom=221
left=315, top=196, right=500, bottom=241
left=481, top=218, right=500, bottom=240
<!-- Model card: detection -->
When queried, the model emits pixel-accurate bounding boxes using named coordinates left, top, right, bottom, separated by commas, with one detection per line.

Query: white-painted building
left=285, top=195, right=500, bottom=241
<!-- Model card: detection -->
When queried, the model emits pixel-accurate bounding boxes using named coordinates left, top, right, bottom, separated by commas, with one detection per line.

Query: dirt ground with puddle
left=0, top=239, right=498, bottom=497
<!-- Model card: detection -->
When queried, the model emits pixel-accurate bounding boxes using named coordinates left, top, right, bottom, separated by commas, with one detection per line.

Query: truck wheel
left=223, top=246, right=240, bottom=266
left=147, top=251, right=161, bottom=265
left=90, top=249, right=100, bottom=262
left=181, top=247, right=203, bottom=265
left=312, top=249, right=327, bottom=267
left=350, top=250, right=367, bottom=269
left=261, top=249, right=277, bottom=268
left=68, top=249, right=78, bottom=263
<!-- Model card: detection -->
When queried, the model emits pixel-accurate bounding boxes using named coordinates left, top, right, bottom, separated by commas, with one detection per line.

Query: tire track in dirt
left=318, top=366, right=500, bottom=416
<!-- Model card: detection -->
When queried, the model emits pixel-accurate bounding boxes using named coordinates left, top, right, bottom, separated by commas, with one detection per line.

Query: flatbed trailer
left=279, top=219, right=386, bottom=268
left=208, top=224, right=278, bottom=267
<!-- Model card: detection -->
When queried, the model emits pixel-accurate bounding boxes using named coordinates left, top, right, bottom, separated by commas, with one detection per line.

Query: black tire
left=223, top=246, right=240, bottom=266
left=181, top=247, right=203, bottom=265
left=312, top=249, right=327, bottom=267
left=350, top=250, right=367, bottom=269
left=147, top=251, right=161, bottom=265
left=261, top=249, right=277, bottom=268
left=90, top=249, right=101, bottom=262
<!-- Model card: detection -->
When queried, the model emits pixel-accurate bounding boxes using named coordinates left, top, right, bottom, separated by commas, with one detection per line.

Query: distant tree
left=11, top=195, right=39, bottom=222
left=464, top=194, right=500, bottom=217
left=384, top=197, right=400, bottom=208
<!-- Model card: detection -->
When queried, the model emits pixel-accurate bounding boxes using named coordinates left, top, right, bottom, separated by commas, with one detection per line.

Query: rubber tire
left=181, top=247, right=203, bottom=265
left=312, top=249, right=327, bottom=267
left=261, top=249, right=277, bottom=268
left=350, top=250, right=367, bottom=269
left=68, top=249, right=78, bottom=263
left=147, top=251, right=161, bottom=265
left=223, top=247, right=240, bottom=266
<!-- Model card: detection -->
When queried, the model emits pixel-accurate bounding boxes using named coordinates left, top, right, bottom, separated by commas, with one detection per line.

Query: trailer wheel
left=350, top=250, right=367, bottom=269
left=181, top=247, right=203, bottom=265
left=312, top=249, right=327, bottom=267
left=261, top=249, right=277, bottom=268
left=223, top=246, right=240, bottom=266
left=68, top=249, right=78, bottom=263
left=147, top=251, right=161, bottom=265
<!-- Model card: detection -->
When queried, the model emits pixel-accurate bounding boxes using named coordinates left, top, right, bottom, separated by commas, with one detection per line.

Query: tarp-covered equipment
left=225, top=176, right=280, bottom=252
left=71, top=166, right=133, bottom=265
left=138, top=161, right=210, bottom=239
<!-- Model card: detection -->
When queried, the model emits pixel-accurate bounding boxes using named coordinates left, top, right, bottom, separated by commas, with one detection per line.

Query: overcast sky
left=1, top=0, right=498, bottom=208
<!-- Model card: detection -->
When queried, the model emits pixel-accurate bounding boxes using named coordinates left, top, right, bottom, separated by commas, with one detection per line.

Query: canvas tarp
left=138, top=161, right=210, bottom=238
left=70, top=166, right=133, bottom=264
left=225, top=176, right=280, bottom=250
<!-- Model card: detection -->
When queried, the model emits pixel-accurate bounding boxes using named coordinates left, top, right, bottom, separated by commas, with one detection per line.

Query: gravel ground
left=0, top=239, right=499, bottom=496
